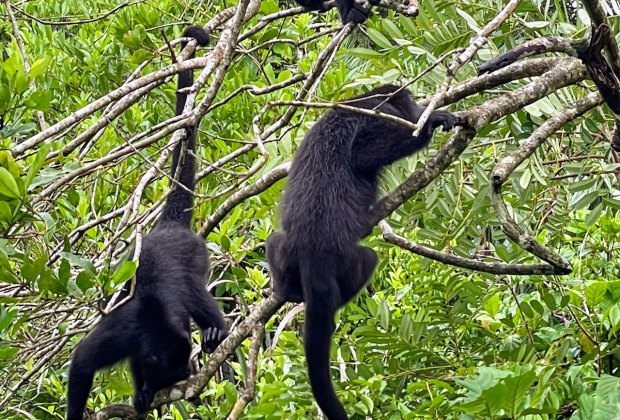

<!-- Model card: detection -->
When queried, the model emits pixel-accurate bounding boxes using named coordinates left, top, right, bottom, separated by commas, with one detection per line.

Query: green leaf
left=483, top=294, right=500, bottom=317
left=520, top=301, right=534, bottom=318
left=23, top=142, right=49, bottom=187
left=543, top=293, right=557, bottom=311
left=585, top=282, right=607, bottom=308
left=605, top=303, right=620, bottom=334
left=0, top=306, right=17, bottom=333
left=58, top=260, right=70, bottom=285
left=0, top=167, right=20, bottom=199
left=596, top=375, right=620, bottom=401
left=377, top=299, right=390, bottom=330
left=523, top=21, right=550, bottom=29
left=498, top=367, right=537, bottom=416
left=27, top=56, right=51, bottom=78
left=572, top=191, right=599, bottom=211
left=349, top=48, right=384, bottom=59
left=220, top=235, right=231, bottom=252
left=59, top=252, right=96, bottom=276
left=366, top=28, right=393, bottom=49
left=0, top=201, right=13, bottom=225
left=382, top=20, right=403, bottom=39
left=0, top=83, right=10, bottom=114
left=0, top=344, right=18, bottom=360
left=455, top=8, right=481, bottom=32
left=76, top=271, right=94, bottom=293
left=112, top=260, right=137, bottom=285
left=25, top=91, right=52, bottom=111
left=585, top=202, right=604, bottom=227
left=519, top=168, right=532, bottom=189
left=530, top=300, right=545, bottom=315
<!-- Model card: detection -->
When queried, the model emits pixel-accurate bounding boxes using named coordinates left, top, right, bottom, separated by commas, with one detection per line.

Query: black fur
left=295, top=0, right=378, bottom=24
left=266, top=85, right=455, bottom=419
left=66, top=26, right=227, bottom=420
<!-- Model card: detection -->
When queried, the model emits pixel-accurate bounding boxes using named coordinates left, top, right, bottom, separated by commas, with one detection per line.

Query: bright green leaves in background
left=3, top=0, right=620, bottom=419
left=0, top=51, right=51, bottom=140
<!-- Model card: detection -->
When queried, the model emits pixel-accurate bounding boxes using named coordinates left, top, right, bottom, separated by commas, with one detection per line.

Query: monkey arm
left=349, top=119, right=429, bottom=172
left=349, top=109, right=455, bottom=173
left=186, top=287, right=228, bottom=352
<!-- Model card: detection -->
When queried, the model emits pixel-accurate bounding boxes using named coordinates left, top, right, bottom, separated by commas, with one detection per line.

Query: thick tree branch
left=477, top=37, right=585, bottom=74
left=431, top=57, right=566, bottom=107
left=489, top=92, right=603, bottom=274
left=577, top=24, right=620, bottom=151
left=580, top=0, right=620, bottom=75
left=373, top=58, right=587, bottom=222
left=413, top=0, right=521, bottom=136
left=380, top=221, right=558, bottom=275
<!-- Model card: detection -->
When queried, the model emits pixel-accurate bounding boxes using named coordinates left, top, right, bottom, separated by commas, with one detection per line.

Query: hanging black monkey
left=66, top=26, right=228, bottom=420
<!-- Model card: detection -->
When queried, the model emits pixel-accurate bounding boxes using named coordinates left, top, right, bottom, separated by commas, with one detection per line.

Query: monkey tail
left=160, top=26, right=210, bottom=227
left=300, top=255, right=348, bottom=420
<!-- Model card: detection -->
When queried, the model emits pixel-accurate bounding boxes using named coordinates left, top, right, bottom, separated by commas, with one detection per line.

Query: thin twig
left=226, top=325, right=265, bottom=419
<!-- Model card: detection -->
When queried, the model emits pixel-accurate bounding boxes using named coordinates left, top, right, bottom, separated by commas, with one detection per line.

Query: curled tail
left=160, top=26, right=210, bottom=226
left=300, top=255, right=348, bottom=420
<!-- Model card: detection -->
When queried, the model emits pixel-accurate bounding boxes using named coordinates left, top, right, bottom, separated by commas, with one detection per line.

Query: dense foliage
left=3, top=0, right=620, bottom=418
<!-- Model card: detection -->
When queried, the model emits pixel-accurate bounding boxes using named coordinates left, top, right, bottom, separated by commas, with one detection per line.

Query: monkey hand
left=134, top=387, right=155, bottom=413
left=428, top=111, right=455, bottom=132
left=201, top=326, right=228, bottom=353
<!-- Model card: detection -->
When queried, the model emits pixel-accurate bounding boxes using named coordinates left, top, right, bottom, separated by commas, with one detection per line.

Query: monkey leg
left=133, top=386, right=155, bottom=414
left=67, top=313, right=133, bottom=420
left=130, top=356, right=145, bottom=396
left=131, top=357, right=154, bottom=414
left=266, top=232, right=303, bottom=302
left=337, top=246, right=377, bottom=305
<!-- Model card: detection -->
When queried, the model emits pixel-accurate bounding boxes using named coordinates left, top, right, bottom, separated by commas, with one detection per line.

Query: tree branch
left=477, top=36, right=585, bottom=74
left=380, top=221, right=558, bottom=275
left=489, top=92, right=603, bottom=274
left=413, top=0, right=521, bottom=137
left=580, top=0, right=620, bottom=75
left=225, top=325, right=265, bottom=419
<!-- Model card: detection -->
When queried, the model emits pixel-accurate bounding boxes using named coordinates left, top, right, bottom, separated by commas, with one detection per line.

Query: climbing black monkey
left=66, top=26, right=228, bottom=420
left=266, top=85, right=455, bottom=419
left=295, top=0, right=378, bottom=24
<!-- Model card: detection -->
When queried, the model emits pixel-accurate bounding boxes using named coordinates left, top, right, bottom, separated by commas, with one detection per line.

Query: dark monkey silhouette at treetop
left=267, top=84, right=456, bottom=419
left=294, top=0, right=379, bottom=24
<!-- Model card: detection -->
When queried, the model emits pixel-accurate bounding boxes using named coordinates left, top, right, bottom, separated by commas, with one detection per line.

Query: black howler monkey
left=295, top=0, right=378, bottom=24
left=266, top=85, right=455, bottom=419
left=66, top=26, right=228, bottom=420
